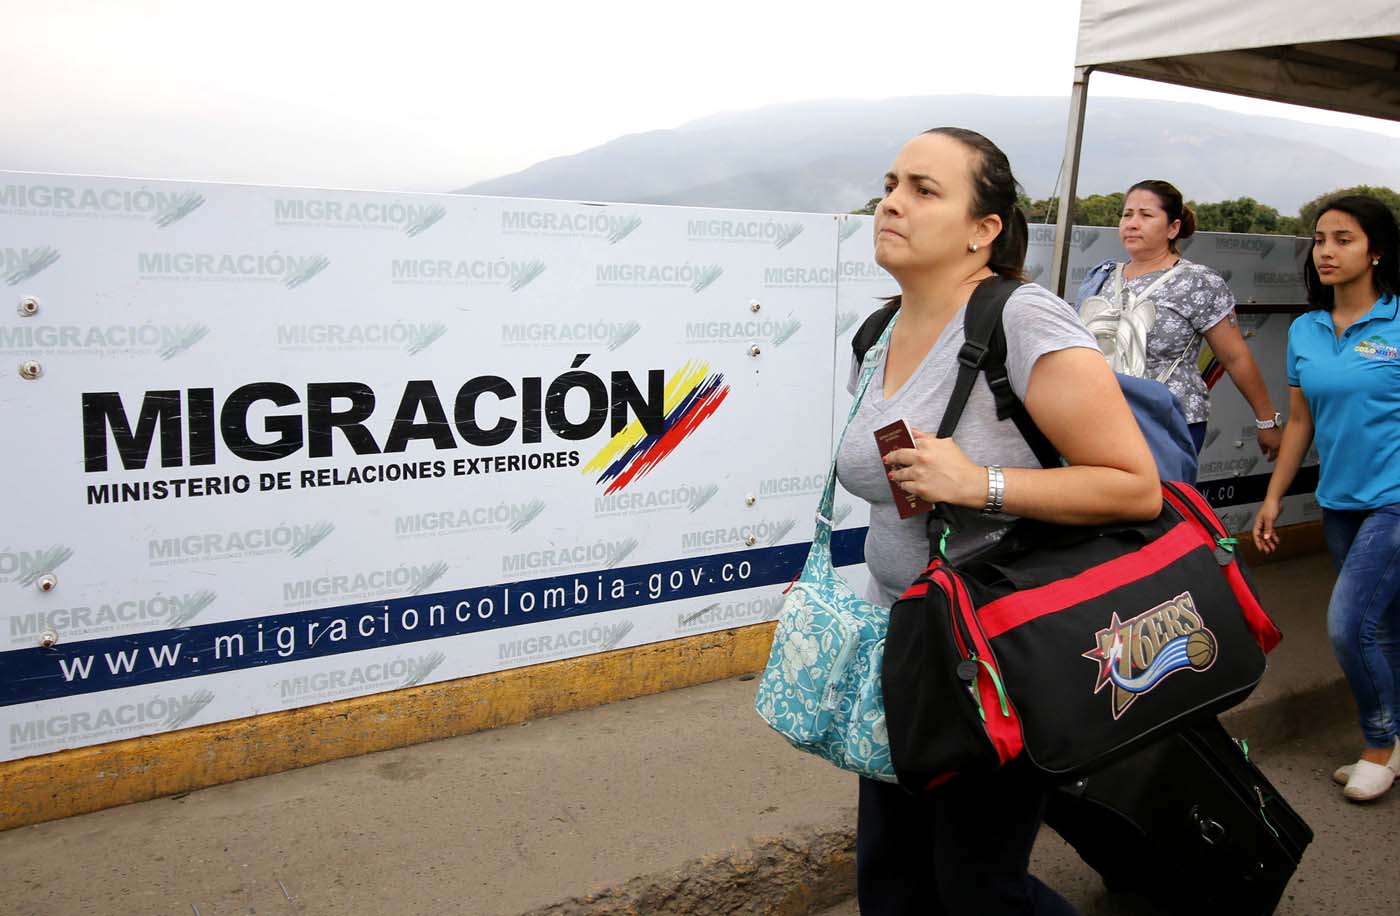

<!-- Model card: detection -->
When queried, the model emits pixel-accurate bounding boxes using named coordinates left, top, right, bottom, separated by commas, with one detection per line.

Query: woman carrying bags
left=1253, top=194, right=1400, bottom=803
left=1077, top=180, right=1283, bottom=461
left=835, top=127, right=1160, bottom=915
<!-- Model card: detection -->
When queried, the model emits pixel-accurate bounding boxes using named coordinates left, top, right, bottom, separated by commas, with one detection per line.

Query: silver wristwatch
left=1255, top=412, right=1282, bottom=430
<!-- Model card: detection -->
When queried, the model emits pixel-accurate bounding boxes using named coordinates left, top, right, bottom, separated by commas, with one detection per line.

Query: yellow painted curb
left=0, top=623, right=777, bottom=832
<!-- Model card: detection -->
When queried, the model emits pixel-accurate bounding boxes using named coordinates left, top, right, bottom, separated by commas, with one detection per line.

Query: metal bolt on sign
left=19, top=360, right=42, bottom=380
left=745, top=534, right=758, bottom=546
left=749, top=300, right=762, bottom=313
left=37, top=573, right=57, bottom=592
left=40, top=630, right=59, bottom=649
left=17, top=297, right=39, bottom=317
left=749, top=344, right=762, bottom=358
left=745, top=494, right=757, bottom=507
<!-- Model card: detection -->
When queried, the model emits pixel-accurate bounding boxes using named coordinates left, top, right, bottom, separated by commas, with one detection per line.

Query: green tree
left=1189, top=197, right=1283, bottom=234
left=1076, top=192, right=1126, bottom=227
left=1297, top=185, right=1400, bottom=232
left=1020, top=193, right=1122, bottom=227
left=1025, top=196, right=1056, bottom=223
left=851, top=197, right=881, bottom=216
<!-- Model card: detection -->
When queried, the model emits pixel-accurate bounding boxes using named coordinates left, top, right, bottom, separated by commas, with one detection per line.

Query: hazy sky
left=7, top=0, right=1400, bottom=193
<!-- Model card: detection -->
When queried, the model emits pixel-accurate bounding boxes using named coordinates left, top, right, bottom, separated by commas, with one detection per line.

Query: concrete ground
left=3, top=553, right=1391, bottom=916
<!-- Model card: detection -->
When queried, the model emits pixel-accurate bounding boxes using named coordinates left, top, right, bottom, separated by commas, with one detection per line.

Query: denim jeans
left=856, top=760, right=1080, bottom=916
left=1322, top=504, right=1400, bottom=749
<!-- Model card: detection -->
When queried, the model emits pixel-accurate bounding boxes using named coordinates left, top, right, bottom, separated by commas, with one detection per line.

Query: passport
left=874, top=419, right=934, bottom=518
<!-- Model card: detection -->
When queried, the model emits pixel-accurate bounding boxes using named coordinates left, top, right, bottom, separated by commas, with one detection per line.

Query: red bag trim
left=924, top=772, right=957, bottom=790
left=937, top=569, right=1024, bottom=764
left=1162, top=483, right=1283, bottom=654
left=977, top=521, right=1201, bottom=639
left=1160, top=485, right=1217, bottom=549
left=898, top=580, right=931, bottom=602
left=1163, top=480, right=1222, bottom=532
left=1224, top=561, right=1283, bottom=652
left=931, top=567, right=972, bottom=662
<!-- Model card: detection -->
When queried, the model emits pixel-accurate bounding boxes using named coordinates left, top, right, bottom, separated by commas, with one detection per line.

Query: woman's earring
left=969, top=242, right=979, bottom=253
left=1373, top=257, right=1381, bottom=266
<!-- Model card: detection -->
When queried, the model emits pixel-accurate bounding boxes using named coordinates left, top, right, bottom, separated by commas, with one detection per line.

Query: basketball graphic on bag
left=1187, top=629, right=1217, bottom=670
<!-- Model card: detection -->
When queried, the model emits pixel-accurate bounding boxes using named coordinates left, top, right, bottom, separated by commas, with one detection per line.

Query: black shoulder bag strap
left=851, top=300, right=899, bottom=366
left=935, top=276, right=1060, bottom=470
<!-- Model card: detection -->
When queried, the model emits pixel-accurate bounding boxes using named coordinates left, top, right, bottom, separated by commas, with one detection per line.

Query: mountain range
left=457, top=95, right=1400, bottom=215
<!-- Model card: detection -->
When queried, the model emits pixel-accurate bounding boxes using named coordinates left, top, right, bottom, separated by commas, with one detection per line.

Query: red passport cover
left=874, top=419, right=934, bottom=518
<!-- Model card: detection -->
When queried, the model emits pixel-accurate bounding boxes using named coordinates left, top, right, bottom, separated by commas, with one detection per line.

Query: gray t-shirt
left=835, top=283, right=1096, bottom=607
left=1122, top=260, right=1235, bottom=424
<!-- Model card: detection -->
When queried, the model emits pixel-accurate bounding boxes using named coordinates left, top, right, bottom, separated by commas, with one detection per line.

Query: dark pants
left=1188, top=421, right=1207, bottom=454
left=856, top=761, right=1080, bottom=916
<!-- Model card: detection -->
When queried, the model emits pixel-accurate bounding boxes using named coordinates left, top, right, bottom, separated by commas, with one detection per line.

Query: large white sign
left=0, top=175, right=1311, bottom=761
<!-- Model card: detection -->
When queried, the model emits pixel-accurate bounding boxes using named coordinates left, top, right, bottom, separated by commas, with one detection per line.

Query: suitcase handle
left=1190, top=804, right=1227, bottom=845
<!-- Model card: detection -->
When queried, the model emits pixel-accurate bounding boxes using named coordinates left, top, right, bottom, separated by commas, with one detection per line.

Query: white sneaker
left=1344, top=759, right=1396, bottom=801
left=1333, top=739, right=1400, bottom=786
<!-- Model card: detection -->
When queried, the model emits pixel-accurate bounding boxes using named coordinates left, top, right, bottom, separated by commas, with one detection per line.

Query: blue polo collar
left=1309, top=293, right=1399, bottom=331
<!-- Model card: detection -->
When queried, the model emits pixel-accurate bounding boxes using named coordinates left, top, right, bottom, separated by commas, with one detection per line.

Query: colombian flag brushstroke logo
left=583, top=360, right=729, bottom=494
left=1198, top=344, right=1226, bottom=391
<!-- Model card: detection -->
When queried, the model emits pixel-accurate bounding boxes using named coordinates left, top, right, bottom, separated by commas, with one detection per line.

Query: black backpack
left=849, top=280, right=1059, bottom=470
left=849, top=280, right=1200, bottom=483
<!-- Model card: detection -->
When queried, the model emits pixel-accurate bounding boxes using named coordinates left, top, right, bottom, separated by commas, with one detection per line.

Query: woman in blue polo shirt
left=1253, top=195, right=1400, bottom=802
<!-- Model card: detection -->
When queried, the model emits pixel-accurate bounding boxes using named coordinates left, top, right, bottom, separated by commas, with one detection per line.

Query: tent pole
left=1051, top=66, right=1091, bottom=298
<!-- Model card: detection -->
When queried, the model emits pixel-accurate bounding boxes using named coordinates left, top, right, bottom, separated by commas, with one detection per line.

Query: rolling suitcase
left=1044, top=718, right=1313, bottom=915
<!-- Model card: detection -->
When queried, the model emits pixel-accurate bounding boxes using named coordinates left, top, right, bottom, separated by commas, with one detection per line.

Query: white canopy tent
left=1050, top=0, right=1400, bottom=295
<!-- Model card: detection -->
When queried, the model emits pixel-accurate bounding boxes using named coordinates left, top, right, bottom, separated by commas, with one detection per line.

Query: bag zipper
left=931, top=564, right=1011, bottom=721
left=975, top=657, right=1011, bottom=718
left=1164, top=481, right=1225, bottom=538
left=820, top=612, right=859, bottom=712
left=958, top=574, right=1012, bottom=720
left=930, top=565, right=975, bottom=662
left=1165, top=483, right=1283, bottom=653
left=1163, top=481, right=1237, bottom=560
left=1231, top=736, right=1294, bottom=854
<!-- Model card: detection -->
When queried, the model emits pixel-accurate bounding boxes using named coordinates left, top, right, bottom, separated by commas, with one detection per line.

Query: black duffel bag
left=879, top=279, right=1282, bottom=791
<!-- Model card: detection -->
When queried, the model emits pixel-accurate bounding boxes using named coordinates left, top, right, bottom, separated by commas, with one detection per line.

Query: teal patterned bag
left=754, top=316, right=897, bottom=782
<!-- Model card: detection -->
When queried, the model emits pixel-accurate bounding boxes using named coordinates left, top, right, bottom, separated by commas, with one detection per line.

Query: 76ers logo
left=1082, top=591, right=1218, bottom=719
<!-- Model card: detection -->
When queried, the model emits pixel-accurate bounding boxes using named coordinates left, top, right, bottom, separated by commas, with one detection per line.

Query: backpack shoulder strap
left=1073, top=258, right=1119, bottom=305
left=1132, top=260, right=1186, bottom=305
left=935, top=276, right=1060, bottom=470
left=851, top=300, right=899, bottom=366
